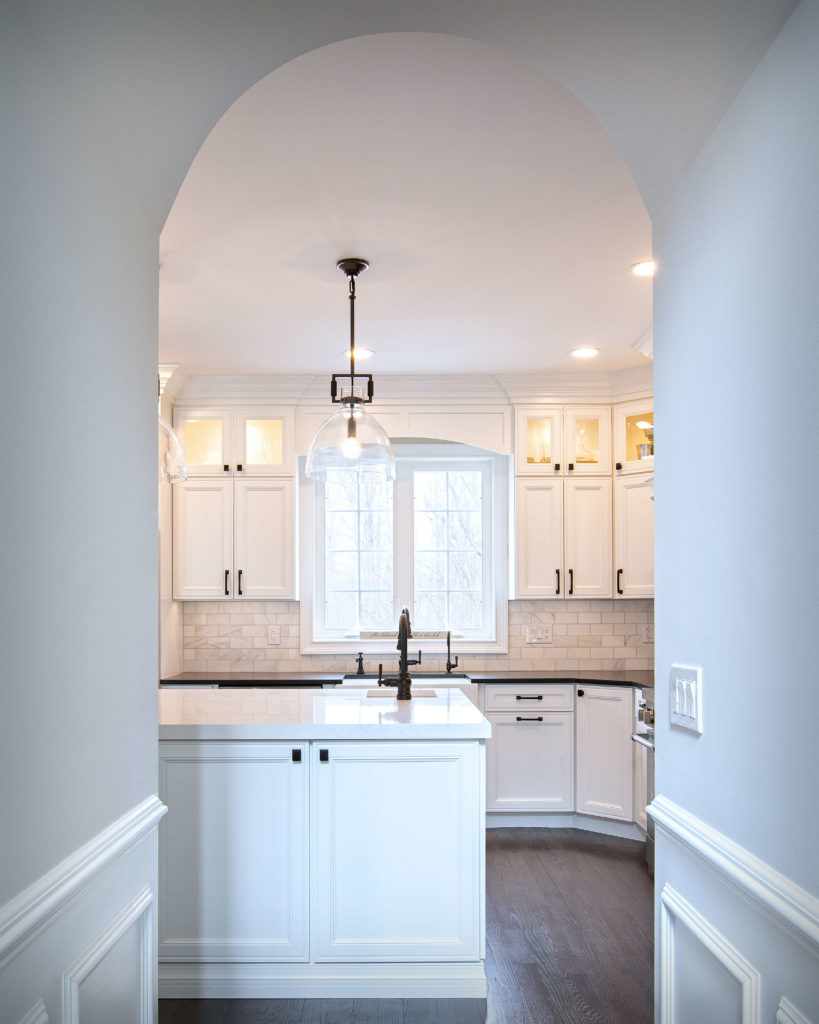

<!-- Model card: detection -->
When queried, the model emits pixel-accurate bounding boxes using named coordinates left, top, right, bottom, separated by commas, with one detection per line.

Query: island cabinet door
left=575, top=686, right=634, bottom=821
left=159, top=741, right=309, bottom=962
left=311, top=741, right=484, bottom=962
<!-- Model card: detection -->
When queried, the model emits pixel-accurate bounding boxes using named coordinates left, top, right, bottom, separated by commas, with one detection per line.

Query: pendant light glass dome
left=306, top=258, right=396, bottom=482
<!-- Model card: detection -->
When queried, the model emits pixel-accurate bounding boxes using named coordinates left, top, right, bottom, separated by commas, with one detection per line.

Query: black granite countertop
left=161, top=669, right=653, bottom=689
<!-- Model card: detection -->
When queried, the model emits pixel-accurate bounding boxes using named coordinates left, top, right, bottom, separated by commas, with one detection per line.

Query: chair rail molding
left=778, top=997, right=814, bottom=1024
left=660, top=884, right=761, bottom=1024
left=648, top=795, right=819, bottom=958
left=17, top=999, right=49, bottom=1024
left=0, top=795, right=166, bottom=969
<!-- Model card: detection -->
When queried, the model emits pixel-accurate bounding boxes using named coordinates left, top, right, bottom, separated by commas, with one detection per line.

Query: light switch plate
left=267, top=625, right=281, bottom=646
left=670, top=664, right=702, bottom=733
left=640, top=623, right=655, bottom=644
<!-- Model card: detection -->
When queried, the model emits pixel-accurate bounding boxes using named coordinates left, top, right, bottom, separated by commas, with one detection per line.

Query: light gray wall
left=654, top=0, right=818, bottom=893
left=0, top=4, right=159, bottom=902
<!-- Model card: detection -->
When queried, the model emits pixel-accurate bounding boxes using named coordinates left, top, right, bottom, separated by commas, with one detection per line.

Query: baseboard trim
left=159, top=961, right=487, bottom=999
left=0, top=796, right=167, bottom=969
left=649, top=794, right=819, bottom=958
left=486, top=812, right=643, bottom=839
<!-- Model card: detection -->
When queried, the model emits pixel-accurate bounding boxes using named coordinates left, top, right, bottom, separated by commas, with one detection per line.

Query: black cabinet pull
left=578, top=689, right=585, bottom=697
left=516, top=694, right=543, bottom=701
left=554, top=463, right=561, bottom=472
left=224, top=464, right=230, bottom=472
left=224, top=569, right=230, bottom=596
left=237, top=464, right=243, bottom=472
left=568, top=568, right=574, bottom=595
left=555, top=568, right=560, bottom=595
left=319, top=749, right=329, bottom=763
left=568, top=462, right=574, bottom=471
left=516, top=716, right=543, bottom=722
left=616, top=568, right=623, bottom=595
left=238, top=569, right=243, bottom=596
left=616, top=462, right=623, bottom=471
left=291, top=749, right=301, bottom=763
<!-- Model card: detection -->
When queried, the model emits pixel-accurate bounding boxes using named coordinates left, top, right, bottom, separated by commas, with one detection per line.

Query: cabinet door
left=564, top=477, right=612, bottom=598
left=159, top=741, right=308, bottom=962
left=613, top=399, right=654, bottom=475
left=576, top=686, right=634, bottom=821
left=614, top=473, right=654, bottom=597
left=173, top=407, right=234, bottom=476
left=312, top=741, right=483, bottom=962
left=486, top=712, right=574, bottom=812
left=173, top=479, right=233, bottom=599
left=564, top=406, right=611, bottom=475
left=515, top=478, right=564, bottom=597
left=234, top=407, right=295, bottom=475
left=634, top=740, right=648, bottom=833
left=234, top=478, right=295, bottom=599
left=514, top=407, right=563, bottom=474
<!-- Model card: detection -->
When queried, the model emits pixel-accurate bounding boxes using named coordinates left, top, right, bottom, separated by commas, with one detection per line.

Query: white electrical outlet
left=640, top=623, right=655, bottom=644
left=670, top=664, right=702, bottom=733
left=526, top=625, right=553, bottom=644
left=267, top=625, right=281, bottom=646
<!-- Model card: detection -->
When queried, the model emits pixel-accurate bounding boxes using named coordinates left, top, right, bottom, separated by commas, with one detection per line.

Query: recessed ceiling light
left=571, top=347, right=599, bottom=359
left=631, top=260, right=656, bottom=277
left=342, top=347, right=374, bottom=360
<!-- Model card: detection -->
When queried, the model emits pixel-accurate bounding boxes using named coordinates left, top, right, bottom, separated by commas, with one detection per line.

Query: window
left=301, top=444, right=508, bottom=653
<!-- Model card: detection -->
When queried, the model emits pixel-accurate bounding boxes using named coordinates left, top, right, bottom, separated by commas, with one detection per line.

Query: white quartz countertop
left=159, top=686, right=491, bottom=741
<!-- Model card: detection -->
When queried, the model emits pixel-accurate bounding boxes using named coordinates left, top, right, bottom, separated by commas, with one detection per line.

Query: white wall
left=653, top=0, right=818, bottom=1017
left=0, top=2, right=158, bottom=910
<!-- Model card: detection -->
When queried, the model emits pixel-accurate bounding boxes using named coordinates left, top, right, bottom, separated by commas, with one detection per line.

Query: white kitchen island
left=158, top=686, right=491, bottom=999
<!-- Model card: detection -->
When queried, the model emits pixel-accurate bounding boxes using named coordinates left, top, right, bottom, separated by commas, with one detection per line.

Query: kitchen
left=2, top=4, right=816, bottom=1024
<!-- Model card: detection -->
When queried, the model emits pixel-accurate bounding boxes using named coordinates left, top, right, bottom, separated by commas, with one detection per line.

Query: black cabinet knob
left=616, top=462, right=623, bottom=471
left=224, top=464, right=230, bottom=472
left=319, top=749, right=329, bottom=763
left=291, top=749, right=302, bottom=763
left=568, top=463, right=574, bottom=471
left=578, top=689, right=585, bottom=697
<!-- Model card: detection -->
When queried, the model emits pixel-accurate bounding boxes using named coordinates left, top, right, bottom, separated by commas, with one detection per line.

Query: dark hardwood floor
left=159, top=828, right=653, bottom=1024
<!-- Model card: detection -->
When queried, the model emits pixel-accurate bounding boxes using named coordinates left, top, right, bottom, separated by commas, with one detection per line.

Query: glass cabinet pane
left=573, top=418, right=600, bottom=465
left=624, top=412, right=654, bottom=463
left=525, top=418, right=554, bottom=466
left=245, top=418, right=284, bottom=467
left=184, top=418, right=224, bottom=467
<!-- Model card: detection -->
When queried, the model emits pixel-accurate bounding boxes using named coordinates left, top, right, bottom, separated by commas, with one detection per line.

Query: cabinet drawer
left=483, top=683, right=574, bottom=712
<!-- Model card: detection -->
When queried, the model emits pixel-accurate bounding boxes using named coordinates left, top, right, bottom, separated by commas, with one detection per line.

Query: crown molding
left=171, top=366, right=652, bottom=407
left=158, top=364, right=189, bottom=404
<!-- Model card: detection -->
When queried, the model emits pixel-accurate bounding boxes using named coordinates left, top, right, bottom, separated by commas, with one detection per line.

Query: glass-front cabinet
left=613, top=400, right=654, bottom=474
left=514, top=408, right=563, bottom=475
left=173, top=406, right=294, bottom=476
left=563, top=407, right=611, bottom=476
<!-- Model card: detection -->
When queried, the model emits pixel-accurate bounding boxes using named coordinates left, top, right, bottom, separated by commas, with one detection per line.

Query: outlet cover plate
left=267, top=625, right=281, bottom=646
left=670, top=664, right=702, bottom=733
left=526, top=625, right=553, bottom=645
left=640, top=623, right=655, bottom=644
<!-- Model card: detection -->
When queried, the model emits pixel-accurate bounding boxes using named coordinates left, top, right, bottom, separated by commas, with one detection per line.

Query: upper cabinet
left=514, top=406, right=610, bottom=475
left=613, top=399, right=654, bottom=475
left=174, top=406, right=294, bottom=476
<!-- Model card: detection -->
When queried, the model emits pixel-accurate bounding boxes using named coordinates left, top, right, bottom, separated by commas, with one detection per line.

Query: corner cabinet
left=575, top=685, right=634, bottom=821
left=614, top=472, right=654, bottom=598
left=173, top=477, right=295, bottom=599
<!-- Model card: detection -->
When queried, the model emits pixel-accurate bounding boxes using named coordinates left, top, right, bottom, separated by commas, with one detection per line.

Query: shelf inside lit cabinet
left=614, top=399, right=654, bottom=475
left=173, top=407, right=233, bottom=477
left=514, top=407, right=563, bottom=475
left=563, top=407, right=611, bottom=476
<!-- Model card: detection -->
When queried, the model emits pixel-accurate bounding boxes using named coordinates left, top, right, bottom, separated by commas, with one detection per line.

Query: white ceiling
left=159, top=33, right=653, bottom=378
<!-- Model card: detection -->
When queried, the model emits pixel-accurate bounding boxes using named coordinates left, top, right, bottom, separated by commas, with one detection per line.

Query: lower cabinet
left=159, top=739, right=483, bottom=966
left=312, top=742, right=483, bottom=961
left=159, top=741, right=308, bottom=962
left=486, top=713, right=574, bottom=811
left=575, top=686, right=634, bottom=821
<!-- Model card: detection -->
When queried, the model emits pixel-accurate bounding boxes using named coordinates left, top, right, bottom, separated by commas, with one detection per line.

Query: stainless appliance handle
left=631, top=733, right=655, bottom=751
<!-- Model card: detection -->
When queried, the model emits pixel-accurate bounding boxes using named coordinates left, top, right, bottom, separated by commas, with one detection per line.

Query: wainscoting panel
left=652, top=797, right=819, bottom=1024
left=0, top=798, right=165, bottom=1024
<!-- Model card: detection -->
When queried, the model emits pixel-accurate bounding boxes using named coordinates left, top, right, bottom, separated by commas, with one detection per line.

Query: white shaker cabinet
left=312, top=741, right=484, bottom=962
left=563, top=406, right=611, bottom=476
left=159, top=741, right=309, bottom=962
left=172, top=479, right=233, bottom=600
left=515, top=478, right=564, bottom=597
left=614, top=472, right=654, bottom=597
left=173, top=477, right=295, bottom=599
left=486, top=712, right=574, bottom=812
left=563, top=477, right=612, bottom=599
left=174, top=406, right=294, bottom=476
left=575, top=685, right=634, bottom=821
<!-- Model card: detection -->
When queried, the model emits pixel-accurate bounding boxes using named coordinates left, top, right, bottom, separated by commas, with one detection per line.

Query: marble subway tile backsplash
left=181, top=599, right=654, bottom=674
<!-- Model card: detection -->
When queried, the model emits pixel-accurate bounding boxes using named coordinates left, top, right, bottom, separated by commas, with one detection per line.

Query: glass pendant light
left=306, top=259, right=395, bottom=482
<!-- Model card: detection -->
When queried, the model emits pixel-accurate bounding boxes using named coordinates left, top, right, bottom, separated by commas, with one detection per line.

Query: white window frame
left=299, top=443, right=509, bottom=656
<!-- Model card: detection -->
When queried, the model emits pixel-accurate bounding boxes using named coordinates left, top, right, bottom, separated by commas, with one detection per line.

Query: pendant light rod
left=331, top=258, right=373, bottom=406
